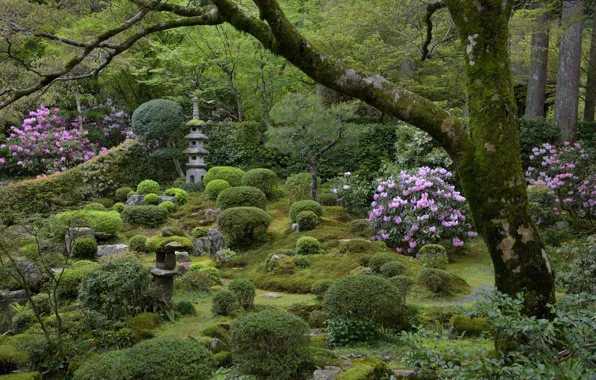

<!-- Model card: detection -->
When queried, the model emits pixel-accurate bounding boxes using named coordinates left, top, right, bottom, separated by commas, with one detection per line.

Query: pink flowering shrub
left=369, top=167, right=477, bottom=255
left=0, top=106, right=106, bottom=177
left=526, top=142, right=596, bottom=222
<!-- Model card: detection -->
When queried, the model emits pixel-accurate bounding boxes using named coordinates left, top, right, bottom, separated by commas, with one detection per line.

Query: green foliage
left=192, top=227, right=210, bottom=238
left=28, top=293, right=52, bottom=315
left=112, top=202, right=125, bottom=213
left=517, top=117, right=560, bottom=169
left=0, top=372, right=41, bottom=380
left=379, top=260, right=405, bottom=277
left=216, top=186, right=267, bottom=210
left=74, top=338, right=214, bottom=380
left=203, top=122, right=264, bottom=169
left=296, top=211, right=319, bottom=231
left=559, top=244, right=596, bottom=294
left=213, top=351, right=232, bottom=368
left=228, top=278, right=255, bottom=311
left=418, top=244, right=449, bottom=269
left=285, top=173, right=318, bottom=201
left=121, top=206, right=169, bottom=227
left=146, top=235, right=193, bottom=253
left=54, top=210, right=122, bottom=240
left=131, top=100, right=185, bottom=142
left=216, top=207, right=272, bottom=246
left=129, top=312, right=160, bottom=340
left=129, top=235, right=148, bottom=253
left=204, top=166, right=246, bottom=187
left=295, top=236, right=322, bottom=255
left=231, top=311, right=311, bottom=379
left=242, top=169, right=278, bottom=198
left=11, top=308, right=36, bottom=332
left=449, top=314, right=490, bottom=337
left=311, top=279, right=334, bottom=301
left=391, top=123, right=453, bottom=172
left=177, top=271, right=214, bottom=293
left=175, top=301, right=197, bottom=316
left=83, top=202, right=106, bottom=211
left=527, top=184, right=558, bottom=226
left=164, top=188, right=189, bottom=204
left=93, top=198, right=115, bottom=209
left=72, top=237, right=97, bottom=259
left=418, top=268, right=452, bottom=294
left=211, top=290, right=242, bottom=316
left=324, top=275, right=402, bottom=327
left=115, top=187, right=133, bottom=202
left=0, top=344, right=30, bottom=375
left=144, top=193, right=158, bottom=205
left=331, top=173, right=375, bottom=216
left=368, top=253, right=397, bottom=273
left=293, top=255, right=311, bottom=269
left=326, top=316, right=377, bottom=346
left=348, top=219, right=373, bottom=238
left=158, top=201, right=176, bottom=213
left=336, top=357, right=394, bottom=380
left=286, top=301, right=322, bottom=321
left=389, top=276, right=415, bottom=303
left=136, top=180, right=161, bottom=195
left=189, top=265, right=222, bottom=286
left=289, top=200, right=323, bottom=223
left=57, top=260, right=98, bottom=299
left=205, top=179, right=230, bottom=200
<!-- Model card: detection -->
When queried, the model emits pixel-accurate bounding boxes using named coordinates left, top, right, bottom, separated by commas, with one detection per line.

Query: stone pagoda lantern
left=184, top=97, right=209, bottom=183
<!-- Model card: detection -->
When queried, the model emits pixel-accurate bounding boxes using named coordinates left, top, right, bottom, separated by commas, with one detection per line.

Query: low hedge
left=53, top=210, right=122, bottom=240
left=121, top=206, right=169, bottom=227
left=216, top=186, right=267, bottom=210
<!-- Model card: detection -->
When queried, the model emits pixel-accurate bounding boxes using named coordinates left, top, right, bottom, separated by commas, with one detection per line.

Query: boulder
left=194, top=237, right=210, bottom=256
left=0, top=181, right=8, bottom=186
left=125, top=194, right=145, bottom=206
left=65, top=227, right=94, bottom=256
left=97, top=244, right=128, bottom=257
left=50, top=268, right=64, bottom=277
left=175, top=251, right=190, bottom=263
left=313, top=369, right=340, bottom=380
left=208, top=230, right=227, bottom=257
left=292, top=223, right=299, bottom=232
left=204, top=208, right=221, bottom=217
left=214, top=250, right=228, bottom=265
left=15, top=260, right=43, bottom=289
left=0, top=289, right=26, bottom=300
left=161, top=227, right=174, bottom=237
left=157, top=196, right=176, bottom=205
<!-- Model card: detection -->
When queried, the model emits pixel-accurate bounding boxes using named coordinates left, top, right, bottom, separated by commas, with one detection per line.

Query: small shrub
left=112, top=202, right=125, bottom=213
left=293, top=255, right=311, bottom=269
left=158, top=201, right=176, bottom=213
left=296, top=236, right=322, bottom=255
left=175, top=301, right=196, bottom=316
left=289, top=200, right=323, bottom=222
left=389, top=275, right=415, bottom=303
left=192, top=227, right=210, bottom=238
left=204, top=166, right=245, bottom=187
left=129, top=235, right=148, bottom=253
left=129, top=312, right=160, bottom=340
left=311, top=279, right=334, bottom=301
left=228, top=278, right=255, bottom=311
left=216, top=207, right=272, bottom=246
left=12, top=308, right=36, bottom=332
left=368, top=253, right=397, bottom=273
left=189, top=265, right=222, bottom=285
left=336, top=357, right=394, bottom=379
left=231, top=310, right=311, bottom=379
left=202, top=325, right=230, bottom=343
left=418, top=244, right=449, bottom=269
left=449, top=314, right=490, bottom=337
left=146, top=235, right=193, bottom=253
left=84, top=202, right=106, bottom=211
left=137, top=180, right=160, bottom=195
left=348, top=219, right=373, bottom=238
left=57, top=261, right=98, bottom=299
left=242, top=168, right=278, bottom=197
left=54, top=210, right=122, bottom=239
left=326, top=316, right=377, bottom=346
left=164, top=188, right=189, bottom=204
left=28, top=293, right=52, bottom=315
left=419, top=268, right=452, bottom=294
left=272, top=256, right=297, bottom=275
left=72, top=238, right=97, bottom=259
left=115, top=187, right=133, bottom=202
left=144, top=193, right=159, bottom=205
left=205, top=179, right=230, bottom=200
left=285, top=172, right=318, bottom=201
left=379, top=260, right=405, bottom=277
left=216, top=186, right=267, bottom=210
left=211, top=290, right=242, bottom=316
left=121, top=206, right=169, bottom=227
left=178, top=271, right=213, bottom=293
left=213, top=351, right=232, bottom=367
left=296, top=211, right=319, bottom=231
left=94, top=198, right=115, bottom=209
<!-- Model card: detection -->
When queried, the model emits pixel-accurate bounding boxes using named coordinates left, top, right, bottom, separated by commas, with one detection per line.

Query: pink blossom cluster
left=526, top=142, right=596, bottom=220
left=0, top=106, right=106, bottom=177
left=369, top=167, right=477, bottom=255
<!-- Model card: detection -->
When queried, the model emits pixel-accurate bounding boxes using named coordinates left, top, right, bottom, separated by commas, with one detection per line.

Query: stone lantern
left=184, top=97, right=209, bottom=183
left=150, top=241, right=180, bottom=300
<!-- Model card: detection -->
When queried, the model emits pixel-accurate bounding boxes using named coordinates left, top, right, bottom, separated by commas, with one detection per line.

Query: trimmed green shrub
left=129, top=235, right=148, bottom=253
left=419, top=244, right=449, bottom=269
left=202, top=325, right=230, bottom=343
left=132, top=99, right=185, bottom=139
left=158, top=201, right=175, bottom=213
left=74, top=338, right=214, bottom=380
left=175, top=301, right=196, bottom=316
left=72, top=238, right=97, bottom=259
left=242, top=169, right=278, bottom=197
left=136, top=180, right=161, bottom=195
left=231, top=311, right=311, bottom=379
left=368, top=253, right=397, bottom=273
left=57, top=261, right=98, bottom=299
left=296, top=236, right=322, bottom=255
left=144, top=193, right=158, bottom=205
left=311, top=279, right=334, bottom=301
left=204, top=166, right=245, bottom=187
left=379, top=261, right=405, bottom=278
left=121, top=206, right=169, bottom=227
left=296, top=211, right=319, bottom=231
left=115, top=187, right=133, bottom=202
left=54, top=210, right=122, bottom=239
left=12, top=308, right=36, bottom=332
left=228, top=278, right=255, bottom=311
left=336, top=357, right=394, bottom=380
left=449, top=314, right=490, bottom=337
left=83, top=202, right=106, bottom=211
left=419, top=268, right=452, bottom=294
left=93, top=198, right=115, bottom=209
left=129, top=312, right=160, bottom=340
left=216, top=186, right=267, bottom=210
left=286, top=301, right=322, bottom=321
left=192, top=227, right=210, bottom=238
left=216, top=207, right=272, bottom=246
left=205, top=179, right=230, bottom=200
left=164, top=188, right=189, bottom=204
left=177, top=271, right=213, bottom=293
left=146, top=235, right=193, bottom=253
left=348, top=219, right=373, bottom=238
left=324, top=275, right=402, bottom=326
left=211, top=290, right=242, bottom=316
left=189, top=265, right=221, bottom=286
left=293, top=255, right=311, bottom=269
left=326, top=316, right=377, bottom=346
left=389, top=276, right=415, bottom=303
left=112, top=202, right=125, bottom=213
left=289, top=200, right=323, bottom=222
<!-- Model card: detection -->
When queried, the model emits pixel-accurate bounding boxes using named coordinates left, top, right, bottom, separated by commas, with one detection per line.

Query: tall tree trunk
left=554, top=0, right=584, bottom=141
left=584, top=7, right=596, bottom=122
left=525, top=3, right=550, bottom=119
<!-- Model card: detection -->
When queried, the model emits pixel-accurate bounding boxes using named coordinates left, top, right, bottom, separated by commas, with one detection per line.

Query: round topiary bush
left=72, top=237, right=97, bottom=259
left=418, top=244, right=449, bottom=269
left=368, top=253, right=397, bottom=273
left=205, top=179, right=230, bottom=200
left=158, top=201, right=176, bottom=213
left=311, top=279, right=334, bottom=301
left=113, top=202, right=125, bottom=213
left=164, top=188, right=189, bottom=204
left=242, top=168, right=278, bottom=197
left=230, top=311, right=311, bottom=379
left=379, top=261, right=406, bottom=278
left=289, top=200, right=323, bottom=223
left=296, top=236, right=322, bottom=255
left=129, top=235, right=148, bottom=253
left=121, top=206, right=169, bottom=227
left=216, top=186, right=267, bottom=210
left=192, top=227, right=210, bottom=238
left=136, top=180, right=161, bottom=195
left=84, top=202, right=106, bottom=211
left=211, top=290, right=242, bottom=316
left=348, top=219, right=373, bottom=238
left=266, top=255, right=297, bottom=275
left=131, top=99, right=185, bottom=141
left=216, top=207, right=272, bottom=246
left=324, top=275, right=402, bottom=326
left=418, top=268, right=452, bottom=294
left=204, top=166, right=246, bottom=187
left=115, top=187, right=133, bottom=202
left=144, top=193, right=159, bottom=205
left=228, top=278, right=255, bottom=311
left=296, top=211, right=319, bottom=231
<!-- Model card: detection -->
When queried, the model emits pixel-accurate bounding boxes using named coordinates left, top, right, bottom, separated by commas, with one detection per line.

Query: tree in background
left=525, top=1, right=551, bottom=119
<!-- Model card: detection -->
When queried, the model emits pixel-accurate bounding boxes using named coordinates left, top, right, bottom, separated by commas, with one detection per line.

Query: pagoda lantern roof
left=184, top=147, right=209, bottom=154
left=185, top=131, right=208, bottom=139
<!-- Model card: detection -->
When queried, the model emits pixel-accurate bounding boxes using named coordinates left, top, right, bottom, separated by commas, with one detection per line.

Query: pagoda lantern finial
left=192, top=96, right=199, bottom=120
left=184, top=97, right=209, bottom=184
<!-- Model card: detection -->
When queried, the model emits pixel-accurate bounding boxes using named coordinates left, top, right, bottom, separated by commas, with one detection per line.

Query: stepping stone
left=261, top=292, right=281, bottom=299
left=125, top=194, right=145, bottom=206
left=97, top=244, right=128, bottom=257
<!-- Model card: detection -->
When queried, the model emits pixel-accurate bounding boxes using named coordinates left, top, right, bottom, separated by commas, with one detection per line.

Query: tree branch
left=421, top=1, right=447, bottom=61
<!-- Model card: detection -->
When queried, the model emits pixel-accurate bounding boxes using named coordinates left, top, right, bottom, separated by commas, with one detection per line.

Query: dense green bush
left=129, top=312, right=160, bottom=340
left=0, top=343, right=30, bottom=374
left=164, top=188, right=189, bottom=204
left=72, top=238, right=97, bottom=259
left=202, top=122, right=264, bottom=169
left=560, top=244, right=596, bottom=294
left=54, top=210, right=122, bottom=240
left=175, top=300, right=196, bottom=316
left=192, top=227, right=210, bottom=238
left=28, top=293, right=52, bottom=315
left=296, top=211, right=319, bottom=231
left=419, top=268, right=452, bottom=294
left=177, top=271, right=213, bottom=293
left=326, top=316, right=377, bottom=346
left=348, top=219, right=373, bottom=238
left=293, top=255, right=311, bottom=269
left=132, top=99, right=184, bottom=139
left=285, top=173, right=318, bottom=201
left=324, top=275, right=402, bottom=326
left=57, top=261, right=99, bottom=299
left=368, top=253, right=397, bottom=273
left=242, top=169, right=278, bottom=197
left=158, top=201, right=175, bottom=213
left=418, top=244, right=449, bottom=269
left=216, top=186, right=267, bottom=210
left=449, top=314, right=490, bottom=337
left=144, top=193, right=158, bottom=205
left=74, top=338, right=214, bottom=380
left=115, top=187, right=133, bottom=202
left=112, top=202, right=125, bottom=213
left=83, top=203, right=106, bottom=211
left=12, top=308, right=36, bottom=332
left=93, top=198, right=115, bottom=209
left=269, top=255, right=297, bottom=275
left=136, top=180, right=161, bottom=195
left=211, top=290, right=242, bottom=316
left=289, top=200, right=323, bottom=222
left=189, top=265, right=222, bottom=286
left=389, top=276, right=415, bottom=303
left=311, top=279, right=334, bottom=301
left=527, top=184, right=558, bottom=226
left=517, top=117, right=560, bottom=169
left=146, top=235, right=193, bottom=253
left=216, top=207, right=272, bottom=246
left=129, top=235, right=148, bottom=253
left=204, top=166, right=245, bottom=187
left=205, top=179, right=230, bottom=200
left=296, top=236, right=322, bottom=255
left=379, top=261, right=405, bottom=277
left=121, top=206, right=169, bottom=227
left=228, top=278, right=255, bottom=311
left=231, top=311, right=311, bottom=379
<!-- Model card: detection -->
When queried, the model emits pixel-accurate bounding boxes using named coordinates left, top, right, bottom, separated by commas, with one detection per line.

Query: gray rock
left=97, top=244, right=128, bottom=257
left=292, top=223, right=299, bottom=232
left=555, top=220, right=571, bottom=232
left=50, top=268, right=64, bottom=277
left=208, top=338, right=227, bottom=353
left=161, top=227, right=174, bottom=236
left=208, top=230, right=227, bottom=257
left=175, top=251, right=190, bottom=263
left=261, top=292, right=281, bottom=299
left=0, top=289, right=26, bottom=300
left=204, top=208, right=221, bottom=217
left=178, top=262, right=191, bottom=274
left=15, top=260, right=42, bottom=289
left=65, top=227, right=94, bottom=256
left=157, top=196, right=176, bottom=205
left=125, top=194, right=145, bottom=206
left=0, top=181, right=8, bottom=186
left=313, top=370, right=340, bottom=380
left=214, top=250, right=228, bottom=265
left=194, top=237, right=210, bottom=256
left=393, top=369, right=416, bottom=377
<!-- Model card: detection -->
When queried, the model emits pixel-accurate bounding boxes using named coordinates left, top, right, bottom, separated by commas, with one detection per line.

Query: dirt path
left=445, top=285, right=495, bottom=305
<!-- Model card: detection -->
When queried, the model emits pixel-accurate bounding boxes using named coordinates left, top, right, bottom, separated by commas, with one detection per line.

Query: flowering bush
left=0, top=105, right=106, bottom=176
left=369, top=167, right=476, bottom=255
left=526, top=142, right=596, bottom=223
left=332, top=172, right=376, bottom=216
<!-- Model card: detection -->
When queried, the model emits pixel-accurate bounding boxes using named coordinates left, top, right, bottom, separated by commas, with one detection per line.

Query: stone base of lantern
left=150, top=267, right=178, bottom=300
left=186, top=168, right=206, bottom=184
